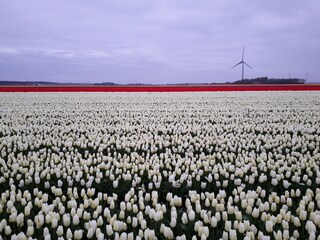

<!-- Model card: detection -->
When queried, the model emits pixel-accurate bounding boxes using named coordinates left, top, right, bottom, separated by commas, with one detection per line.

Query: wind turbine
left=232, top=47, right=252, bottom=81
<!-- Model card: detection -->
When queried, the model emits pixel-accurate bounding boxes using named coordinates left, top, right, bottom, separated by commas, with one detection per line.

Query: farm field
left=0, top=91, right=320, bottom=239
left=1, top=84, right=320, bottom=92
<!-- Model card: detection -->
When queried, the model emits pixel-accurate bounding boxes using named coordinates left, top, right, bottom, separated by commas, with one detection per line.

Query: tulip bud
left=265, top=220, right=273, bottom=233
left=74, top=229, right=83, bottom=240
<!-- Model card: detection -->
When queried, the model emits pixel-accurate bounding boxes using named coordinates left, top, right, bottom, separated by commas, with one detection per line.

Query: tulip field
left=0, top=91, right=320, bottom=239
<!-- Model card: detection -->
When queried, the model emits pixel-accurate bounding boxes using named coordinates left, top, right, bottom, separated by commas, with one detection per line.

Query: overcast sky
left=0, top=1, right=319, bottom=84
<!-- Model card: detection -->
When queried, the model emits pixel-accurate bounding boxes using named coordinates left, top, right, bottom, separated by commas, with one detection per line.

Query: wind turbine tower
left=232, top=47, right=252, bottom=81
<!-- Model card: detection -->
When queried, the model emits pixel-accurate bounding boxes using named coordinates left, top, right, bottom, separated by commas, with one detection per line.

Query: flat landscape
left=0, top=91, right=319, bottom=239
left=1, top=84, right=320, bottom=92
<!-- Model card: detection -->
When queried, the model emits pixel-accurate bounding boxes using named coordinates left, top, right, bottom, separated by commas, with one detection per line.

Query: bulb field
left=0, top=91, right=320, bottom=240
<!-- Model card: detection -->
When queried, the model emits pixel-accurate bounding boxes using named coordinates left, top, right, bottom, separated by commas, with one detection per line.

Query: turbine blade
left=232, top=61, right=243, bottom=68
left=244, top=61, right=252, bottom=69
left=242, top=47, right=245, bottom=61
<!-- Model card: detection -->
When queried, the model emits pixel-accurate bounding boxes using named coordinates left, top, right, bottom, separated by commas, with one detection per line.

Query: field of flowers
left=0, top=92, right=319, bottom=239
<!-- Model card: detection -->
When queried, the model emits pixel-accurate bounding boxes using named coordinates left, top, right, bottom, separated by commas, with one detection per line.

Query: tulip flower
left=74, top=230, right=83, bottom=240
left=265, top=220, right=274, bottom=233
left=1, top=91, right=319, bottom=238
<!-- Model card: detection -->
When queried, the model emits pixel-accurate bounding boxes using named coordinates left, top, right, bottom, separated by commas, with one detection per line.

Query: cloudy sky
left=0, top=1, right=319, bottom=84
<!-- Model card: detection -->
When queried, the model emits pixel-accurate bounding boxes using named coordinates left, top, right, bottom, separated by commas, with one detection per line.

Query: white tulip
left=132, top=217, right=138, bottom=228
left=238, top=222, right=245, bottom=233
left=106, top=224, right=113, bottom=236
left=305, top=220, right=316, bottom=234
left=299, top=210, right=307, bottom=221
left=35, top=214, right=44, bottom=228
left=7, top=200, right=14, bottom=210
left=66, top=228, right=73, bottom=238
left=74, top=229, right=83, bottom=240
left=224, top=221, right=231, bottom=232
left=26, top=225, right=34, bottom=237
left=120, top=201, right=126, bottom=211
left=170, top=217, right=177, bottom=228
left=72, top=214, right=80, bottom=225
left=188, top=210, right=195, bottom=221
left=44, top=234, right=51, bottom=240
left=4, top=225, right=12, bottom=235
left=56, top=225, right=64, bottom=236
left=230, top=229, right=237, bottom=240
left=16, top=213, right=24, bottom=227
left=62, top=214, right=71, bottom=227
left=113, top=180, right=119, bottom=188
left=51, top=217, right=58, bottom=228
left=265, top=220, right=273, bottom=232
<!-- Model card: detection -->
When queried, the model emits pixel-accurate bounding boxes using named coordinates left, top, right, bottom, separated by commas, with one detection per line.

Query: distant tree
left=233, top=77, right=305, bottom=84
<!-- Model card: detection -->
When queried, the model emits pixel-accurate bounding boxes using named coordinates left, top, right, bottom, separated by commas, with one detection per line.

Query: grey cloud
left=0, top=0, right=319, bottom=83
